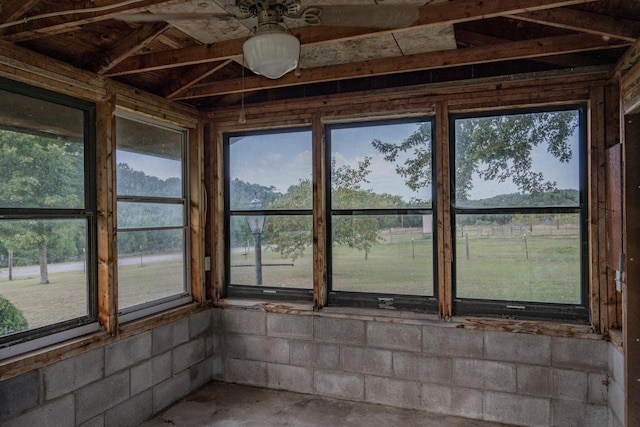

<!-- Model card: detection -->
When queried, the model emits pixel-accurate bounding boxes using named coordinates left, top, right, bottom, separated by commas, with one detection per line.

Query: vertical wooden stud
left=313, top=114, right=327, bottom=310
left=96, top=94, right=118, bottom=334
left=436, top=101, right=452, bottom=319
left=211, top=123, right=225, bottom=302
left=189, top=120, right=205, bottom=304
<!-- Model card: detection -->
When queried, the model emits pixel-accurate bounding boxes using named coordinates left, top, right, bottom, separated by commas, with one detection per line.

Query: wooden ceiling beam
left=0, top=0, right=41, bottom=24
left=0, top=0, right=184, bottom=42
left=455, top=29, right=602, bottom=68
left=511, top=8, right=640, bottom=42
left=104, top=0, right=597, bottom=77
left=93, top=22, right=171, bottom=74
left=164, top=60, right=233, bottom=99
left=175, top=33, right=627, bottom=99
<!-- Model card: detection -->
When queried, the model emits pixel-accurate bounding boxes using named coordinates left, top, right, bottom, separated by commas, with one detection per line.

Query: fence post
left=465, top=234, right=470, bottom=260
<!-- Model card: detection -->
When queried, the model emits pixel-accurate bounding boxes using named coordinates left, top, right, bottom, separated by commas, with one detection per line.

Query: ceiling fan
left=116, top=0, right=421, bottom=79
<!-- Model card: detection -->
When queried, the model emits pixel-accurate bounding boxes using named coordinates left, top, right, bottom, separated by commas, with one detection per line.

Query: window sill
left=216, top=297, right=603, bottom=340
left=0, top=301, right=210, bottom=382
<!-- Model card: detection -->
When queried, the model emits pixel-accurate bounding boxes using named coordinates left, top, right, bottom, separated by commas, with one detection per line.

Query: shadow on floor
left=141, top=382, right=517, bottom=427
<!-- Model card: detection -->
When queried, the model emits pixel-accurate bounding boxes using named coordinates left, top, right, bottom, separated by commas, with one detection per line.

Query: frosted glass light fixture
left=242, top=11, right=300, bottom=79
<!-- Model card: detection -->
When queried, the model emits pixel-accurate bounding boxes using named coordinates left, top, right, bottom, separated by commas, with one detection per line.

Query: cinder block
left=212, top=355, right=224, bottom=380
left=189, top=309, right=212, bottom=339
left=314, top=317, right=365, bottom=345
left=224, top=334, right=246, bottom=359
left=366, top=322, right=421, bottom=352
left=225, top=358, right=267, bottom=387
left=551, top=399, right=608, bottom=427
left=105, top=331, right=152, bottom=376
left=608, top=376, right=624, bottom=424
left=290, top=341, right=340, bottom=369
left=551, top=337, right=607, bottom=371
left=4, top=395, right=74, bottom=427
left=267, top=363, right=314, bottom=394
left=485, top=331, right=551, bottom=365
left=152, top=370, right=190, bottom=413
left=421, top=383, right=483, bottom=420
left=609, top=344, right=624, bottom=381
left=104, top=389, right=152, bottom=427
left=517, top=365, right=587, bottom=401
left=365, top=375, right=421, bottom=409
left=76, top=371, right=130, bottom=424
left=393, top=351, right=451, bottom=385
left=44, top=347, right=104, bottom=400
left=483, top=391, right=550, bottom=426
left=314, top=370, right=364, bottom=401
left=212, top=308, right=223, bottom=331
left=341, top=346, right=392, bottom=377
left=587, top=372, right=608, bottom=405
left=422, top=326, right=483, bottom=359
left=172, top=338, right=205, bottom=374
left=152, top=318, right=189, bottom=355
left=267, top=313, right=313, bottom=340
left=453, top=359, right=516, bottom=392
left=0, top=371, right=39, bottom=423
left=242, top=335, right=290, bottom=364
left=223, top=309, right=266, bottom=335
left=190, top=357, right=213, bottom=392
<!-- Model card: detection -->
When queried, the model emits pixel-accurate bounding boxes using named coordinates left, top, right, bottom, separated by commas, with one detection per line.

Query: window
left=0, top=79, right=97, bottom=358
left=225, top=128, right=313, bottom=299
left=327, top=118, right=436, bottom=310
left=450, top=106, right=588, bottom=321
left=115, top=114, right=190, bottom=321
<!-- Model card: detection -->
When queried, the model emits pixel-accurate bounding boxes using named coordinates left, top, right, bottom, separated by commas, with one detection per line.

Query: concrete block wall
left=215, top=307, right=611, bottom=427
left=608, top=343, right=624, bottom=427
left=0, top=310, right=213, bottom=427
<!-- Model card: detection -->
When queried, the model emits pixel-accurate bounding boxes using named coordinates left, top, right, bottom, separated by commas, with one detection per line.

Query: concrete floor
left=141, top=382, right=517, bottom=427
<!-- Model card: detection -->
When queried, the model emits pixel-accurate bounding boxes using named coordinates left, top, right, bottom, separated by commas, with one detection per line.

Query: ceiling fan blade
left=301, top=5, right=420, bottom=29
left=114, top=12, right=236, bottom=22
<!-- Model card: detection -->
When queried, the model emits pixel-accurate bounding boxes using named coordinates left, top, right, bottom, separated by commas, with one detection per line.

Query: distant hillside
left=459, top=189, right=579, bottom=208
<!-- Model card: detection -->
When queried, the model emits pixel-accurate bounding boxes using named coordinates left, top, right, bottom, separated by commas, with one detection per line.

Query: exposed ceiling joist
left=176, top=33, right=627, bottom=99
left=0, top=0, right=184, bottom=42
left=104, top=0, right=599, bottom=77
left=511, top=8, right=640, bottom=42
left=94, top=22, right=171, bottom=74
left=0, top=0, right=41, bottom=24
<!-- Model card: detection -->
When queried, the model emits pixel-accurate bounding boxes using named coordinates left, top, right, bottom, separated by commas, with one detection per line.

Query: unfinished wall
left=608, top=343, right=625, bottom=427
left=0, top=310, right=213, bottom=426
left=213, top=306, right=610, bottom=427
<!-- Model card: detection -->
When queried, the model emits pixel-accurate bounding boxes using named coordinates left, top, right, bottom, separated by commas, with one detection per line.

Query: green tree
left=0, top=130, right=84, bottom=284
left=0, top=296, right=28, bottom=335
left=371, top=112, right=578, bottom=202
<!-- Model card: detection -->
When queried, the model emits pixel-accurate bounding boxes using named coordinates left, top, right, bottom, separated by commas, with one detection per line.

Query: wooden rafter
left=175, top=34, right=627, bottom=99
left=0, top=0, right=184, bottom=42
left=104, top=0, right=597, bottom=77
left=511, top=8, right=640, bottom=42
left=164, top=60, right=233, bottom=99
left=0, top=0, right=41, bottom=24
left=94, top=22, right=170, bottom=74
left=455, top=29, right=601, bottom=68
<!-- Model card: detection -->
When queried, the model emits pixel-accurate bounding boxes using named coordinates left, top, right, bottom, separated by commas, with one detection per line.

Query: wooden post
left=8, top=249, right=13, bottom=281
left=623, top=112, right=640, bottom=427
left=436, top=101, right=452, bottom=320
left=312, top=114, right=327, bottom=310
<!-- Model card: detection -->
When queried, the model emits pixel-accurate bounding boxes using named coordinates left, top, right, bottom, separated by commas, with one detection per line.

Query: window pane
left=229, top=215, right=312, bottom=288
left=331, top=214, right=434, bottom=295
left=117, top=229, right=185, bottom=310
left=330, top=121, right=432, bottom=209
left=228, top=130, right=312, bottom=210
left=454, top=110, right=580, bottom=208
left=117, top=202, right=184, bottom=229
left=455, top=213, right=581, bottom=303
left=0, top=89, right=85, bottom=209
left=0, top=219, right=89, bottom=337
left=116, top=116, right=183, bottom=198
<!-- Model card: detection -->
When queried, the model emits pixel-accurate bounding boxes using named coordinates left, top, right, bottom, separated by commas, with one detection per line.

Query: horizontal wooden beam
left=176, top=34, right=626, bottom=99
left=105, top=0, right=597, bottom=76
left=164, top=60, right=233, bottom=99
left=0, top=0, right=183, bottom=42
left=511, top=8, right=640, bottom=43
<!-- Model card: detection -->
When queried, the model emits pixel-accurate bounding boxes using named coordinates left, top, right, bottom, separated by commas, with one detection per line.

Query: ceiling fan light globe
left=243, top=32, right=300, bottom=79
